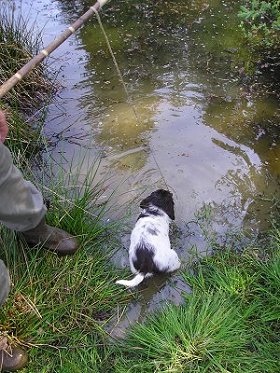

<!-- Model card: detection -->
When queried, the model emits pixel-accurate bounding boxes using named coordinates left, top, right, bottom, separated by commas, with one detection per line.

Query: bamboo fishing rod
left=0, top=0, right=109, bottom=99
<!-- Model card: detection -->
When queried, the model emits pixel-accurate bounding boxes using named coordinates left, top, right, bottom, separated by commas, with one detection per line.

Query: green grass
left=0, top=160, right=131, bottom=372
left=115, top=293, right=255, bottom=373
left=0, top=4, right=54, bottom=112
left=0, top=4, right=55, bottom=156
left=114, top=240, right=280, bottom=373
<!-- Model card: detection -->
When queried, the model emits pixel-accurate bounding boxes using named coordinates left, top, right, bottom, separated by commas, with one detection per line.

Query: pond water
left=14, top=0, right=280, bottom=335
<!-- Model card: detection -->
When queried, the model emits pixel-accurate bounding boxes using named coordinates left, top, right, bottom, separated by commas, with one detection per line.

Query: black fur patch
left=140, top=189, right=175, bottom=220
left=137, top=209, right=162, bottom=221
left=133, top=242, right=161, bottom=274
left=137, top=212, right=148, bottom=221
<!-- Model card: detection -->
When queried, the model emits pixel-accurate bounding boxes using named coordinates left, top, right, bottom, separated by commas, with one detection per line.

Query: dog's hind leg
left=167, top=251, right=181, bottom=272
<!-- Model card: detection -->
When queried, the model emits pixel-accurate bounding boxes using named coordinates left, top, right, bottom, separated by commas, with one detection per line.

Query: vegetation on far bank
left=238, top=0, right=280, bottom=83
left=239, top=0, right=280, bottom=50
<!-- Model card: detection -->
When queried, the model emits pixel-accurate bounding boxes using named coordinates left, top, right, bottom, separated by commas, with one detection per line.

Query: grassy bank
left=0, top=162, right=131, bottom=372
left=1, top=185, right=279, bottom=372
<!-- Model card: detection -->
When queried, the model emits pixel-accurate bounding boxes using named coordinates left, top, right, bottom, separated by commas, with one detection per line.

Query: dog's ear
left=140, top=196, right=152, bottom=209
left=161, top=193, right=175, bottom=220
left=164, top=198, right=175, bottom=220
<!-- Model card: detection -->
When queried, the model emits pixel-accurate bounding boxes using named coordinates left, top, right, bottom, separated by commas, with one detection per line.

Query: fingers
left=0, top=110, right=8, bottom=143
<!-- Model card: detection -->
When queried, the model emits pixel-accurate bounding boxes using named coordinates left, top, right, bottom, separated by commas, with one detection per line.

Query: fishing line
left=93, top=9, right=170, bottom=191
left=93, top=9, right=139, bottom=123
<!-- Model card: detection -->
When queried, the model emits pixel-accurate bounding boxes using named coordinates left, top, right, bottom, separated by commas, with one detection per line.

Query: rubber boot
left=22, top=218, right=79, bottom=256
left=0, top=338, right=28, bottom=372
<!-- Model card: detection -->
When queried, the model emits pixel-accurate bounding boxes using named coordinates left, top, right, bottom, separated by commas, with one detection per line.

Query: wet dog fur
left=116, top=189, right=181, bottom=288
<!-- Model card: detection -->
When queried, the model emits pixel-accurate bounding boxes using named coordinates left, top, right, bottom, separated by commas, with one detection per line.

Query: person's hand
left=0, top=111, right=8, bottom=143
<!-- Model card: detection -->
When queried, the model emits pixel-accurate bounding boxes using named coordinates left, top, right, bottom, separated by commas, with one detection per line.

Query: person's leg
left=0, top=142, right=46, bottom=232
left=0, top=143, right=78, bottom=371
left=0, top=142, right=78, bottom=255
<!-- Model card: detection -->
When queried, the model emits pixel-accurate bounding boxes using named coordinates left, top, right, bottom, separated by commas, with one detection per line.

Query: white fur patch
left=116, top=204, right=180, bottom=288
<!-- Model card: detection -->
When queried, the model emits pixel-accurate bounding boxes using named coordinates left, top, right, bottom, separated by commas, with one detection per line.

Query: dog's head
left=140, top=189, right=175, bottom=220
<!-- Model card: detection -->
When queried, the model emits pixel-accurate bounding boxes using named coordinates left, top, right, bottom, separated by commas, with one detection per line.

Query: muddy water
left=15, top=0, right=280, bottom=335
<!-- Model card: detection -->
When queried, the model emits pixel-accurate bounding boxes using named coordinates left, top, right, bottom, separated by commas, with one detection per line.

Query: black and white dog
left=116, top=189, right=181, bottom=288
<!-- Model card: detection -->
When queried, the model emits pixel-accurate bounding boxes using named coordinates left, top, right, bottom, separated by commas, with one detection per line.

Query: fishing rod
left=0, top=0, right=171, bottom=190
left=0, top=0, right=109, bottom=98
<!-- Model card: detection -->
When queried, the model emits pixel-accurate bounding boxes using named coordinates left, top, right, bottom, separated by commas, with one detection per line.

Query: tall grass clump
left=0, top=4, right=55, bottom=156
left=115, top=293, right=255, bottom=373
left=0, top=160, right=131, bottom=372
left=0, top=4, right=54, bottom=112
left=115, top=238, right=280, bottom=372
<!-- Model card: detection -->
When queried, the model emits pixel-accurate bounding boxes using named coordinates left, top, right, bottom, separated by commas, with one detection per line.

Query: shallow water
left=13, top=0, right=280, bottom=335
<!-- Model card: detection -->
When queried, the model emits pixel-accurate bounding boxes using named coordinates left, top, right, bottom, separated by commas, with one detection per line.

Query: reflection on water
left=96, top=96, right=160, bottom=154
left=108, top=275, right=192, bottom=339
left=15, top=0, right=280, bottom=332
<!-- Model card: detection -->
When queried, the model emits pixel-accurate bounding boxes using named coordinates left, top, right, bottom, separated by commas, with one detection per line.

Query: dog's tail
left=115, top=273, right=145, bottom=288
